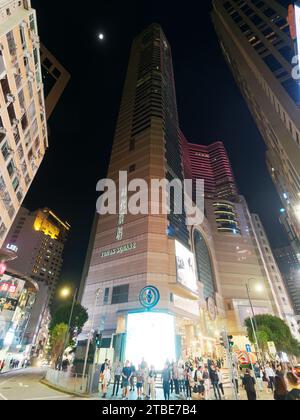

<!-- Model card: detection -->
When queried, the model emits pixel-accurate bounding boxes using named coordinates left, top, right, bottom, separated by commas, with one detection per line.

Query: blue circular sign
left=139, top=286, right=160, bottom=310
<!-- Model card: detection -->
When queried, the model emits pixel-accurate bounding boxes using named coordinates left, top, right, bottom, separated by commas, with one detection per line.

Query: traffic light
left=95, top=333, right=102, bottom=349
left=228, top=335, right=234, bottom=351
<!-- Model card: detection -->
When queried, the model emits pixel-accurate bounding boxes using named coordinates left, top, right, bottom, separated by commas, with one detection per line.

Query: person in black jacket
left=209, top=364, right=222, bottom=400
left=242, top=369, right=257, bottom=401
left=286, top=372, right=300, bottom=401
left=274, top=366, right=288, bottom=401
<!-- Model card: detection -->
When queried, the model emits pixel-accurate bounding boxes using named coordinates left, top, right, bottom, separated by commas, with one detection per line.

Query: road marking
left=0, top=393, right=8, bottom=400
left=25, top=395, right=72, bottom=400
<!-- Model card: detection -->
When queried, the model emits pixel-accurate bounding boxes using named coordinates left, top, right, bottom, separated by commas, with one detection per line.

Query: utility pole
left=220, top=329, right=238, bottom=400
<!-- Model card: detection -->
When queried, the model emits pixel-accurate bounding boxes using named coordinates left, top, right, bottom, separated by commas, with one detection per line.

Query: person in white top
left=101, top=366, right=111, bottom=398
left=217, top=368, right=225, bottom=398
left=264, top=364, right=275, bottom=392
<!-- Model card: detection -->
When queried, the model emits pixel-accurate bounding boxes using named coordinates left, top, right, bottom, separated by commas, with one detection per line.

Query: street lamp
left=246, top=279, right=263, bottom=361
left=59, top=286, right=78, bottom=367
left=82, top=288, right=102, bottom=388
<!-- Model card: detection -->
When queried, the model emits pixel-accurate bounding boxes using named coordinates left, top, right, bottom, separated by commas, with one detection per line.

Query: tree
left=49, top=323, right=68, bottom=368
left=245, top=314, right=300, bottom=357
left=50, top=302, right=88, bottom=336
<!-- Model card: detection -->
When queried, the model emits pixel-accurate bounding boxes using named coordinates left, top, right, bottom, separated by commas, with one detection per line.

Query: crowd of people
left=98, top=357, right=229, bottom=401
left=97, top=357, right=300, bottom=401
left=0, top=358, right=30, bottom=373
left=242, top=361, right=300, bottom=401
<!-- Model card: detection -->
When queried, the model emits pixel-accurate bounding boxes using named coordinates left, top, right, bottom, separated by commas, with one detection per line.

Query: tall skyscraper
left=4, top=207, right=70, bottom=302
left=212, top=0, right=300, bottom=257
left=181, top=135, right=239, bottom=200
left=0, top=0, right=48, bottom=249
left=80, top=24, right=226, bottom=367
left=274, top=245, right=300, bottom=322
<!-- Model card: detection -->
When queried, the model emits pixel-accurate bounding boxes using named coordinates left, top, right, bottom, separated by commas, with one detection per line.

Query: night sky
left=26, top=0, right=289, bottom=291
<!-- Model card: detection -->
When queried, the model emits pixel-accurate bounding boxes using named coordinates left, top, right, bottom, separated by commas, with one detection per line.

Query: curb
left=40, top=379, right=91, bottom=399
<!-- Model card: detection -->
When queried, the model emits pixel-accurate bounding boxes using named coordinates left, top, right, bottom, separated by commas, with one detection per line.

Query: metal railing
left=45, top=369, right=89, bottom=395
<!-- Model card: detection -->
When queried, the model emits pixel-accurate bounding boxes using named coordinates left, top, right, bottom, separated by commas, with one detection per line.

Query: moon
left=99, top=33, right=104, bottom=40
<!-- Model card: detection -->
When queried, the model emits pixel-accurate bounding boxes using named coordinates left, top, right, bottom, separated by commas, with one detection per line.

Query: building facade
left=212, top=0, right=300, bottom=257
left=181, top=135, right=239, bottom=201
left=3, top=207, right=70, bottom=302
left=0, top=267, right=39, bottom=369
left=181, top=135, right=299, bottom=342
left=40, top=43, right=70, bottom=120
left=0, top=0, right=48, bottom=249
left=80, top=24, right=226, bottom=368
left=274, top=245, right=300, bottom=323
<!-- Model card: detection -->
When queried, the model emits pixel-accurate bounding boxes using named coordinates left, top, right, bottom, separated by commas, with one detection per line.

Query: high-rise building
left=274, top=245, right=300, bottom=322
left=212, top=0, right=300, bottom=256
left=181, top=135, right=239, bottom=200
left=0, top=0, right=48, bottom=249
left=80, top=24, right=226, bottom=367
left=182, top=138, right=299, bottom=341
left=3, top=207, right=70, bottom=302
left=40, top=43, right=70, bottom=120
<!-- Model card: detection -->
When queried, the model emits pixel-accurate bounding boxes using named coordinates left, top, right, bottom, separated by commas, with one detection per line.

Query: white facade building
left=0, top=0, right=47, bottom=247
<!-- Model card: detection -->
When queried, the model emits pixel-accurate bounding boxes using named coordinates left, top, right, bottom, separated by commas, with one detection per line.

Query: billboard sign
left=175, top=240, right=198, bottom=292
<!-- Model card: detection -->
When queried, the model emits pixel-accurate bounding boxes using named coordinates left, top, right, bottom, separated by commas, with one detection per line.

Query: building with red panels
left=181, top=136, right=239, bottom=201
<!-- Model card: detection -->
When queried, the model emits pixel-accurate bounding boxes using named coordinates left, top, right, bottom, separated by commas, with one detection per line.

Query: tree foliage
left=50, top=302, right=88, bottom=335
left=49, top=323, right=68, bottom=367
left=245, top=314, right=300, bottom=357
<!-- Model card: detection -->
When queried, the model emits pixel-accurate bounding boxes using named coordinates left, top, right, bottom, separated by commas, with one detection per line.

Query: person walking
left=178, top=364, right=185, bottom=395
left=172, top=364, right=179, bottom=395
left=121, top=361, right=132, bottom=400
left=162, top=363, right=171, bottom=401
left=184, top=367, right=192, bottom=400
left=274, top=366, right=288, bottom=401
left=101, top=365, right=111, bottom=398
left=136, top=365, right=144, bottom=400
left=130, top=363, right=136, bottom=392
left=210, top=365, right=222, bottom=400
left=242, top=369, right=257, bottom=401
left=217, top=367, right=225, bottom=398
left=203, top=366, right=211, bottom=401
left=253, top=363, right=264, bottom=392
left=147, top=366, right=156, bottom=400
left=112, top=362, right=122, bottom=397
left=232, top=364, right=239, bottom=395
left=265, top=363, right=275, bottom=393
left=286, top=372, right=300, bottom=401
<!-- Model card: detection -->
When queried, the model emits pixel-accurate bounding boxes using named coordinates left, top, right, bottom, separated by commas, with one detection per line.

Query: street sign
left=246, top=344, right=252, bottom=353
left=268, top=341, right=277, bottom=355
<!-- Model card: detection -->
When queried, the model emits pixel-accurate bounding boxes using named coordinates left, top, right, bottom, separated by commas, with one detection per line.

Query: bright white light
left=294, top=204, right=300, bottom=224
left=4, top=329, right=15, bottom=347
left=175, top=240, right=198, bottom=292
left=255, top=284, right=264, bottom=293
left=99, top=33, right=104, bottom=40
left=126, top=313, right=176, bottom=370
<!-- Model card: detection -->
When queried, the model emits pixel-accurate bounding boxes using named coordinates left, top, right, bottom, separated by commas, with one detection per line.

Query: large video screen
left=175, top=240, right=198, bottom=292
left=126, top=312, right=176, bottom=370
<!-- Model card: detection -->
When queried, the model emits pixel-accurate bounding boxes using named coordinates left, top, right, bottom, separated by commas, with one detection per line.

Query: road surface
left=0, top=368, right=79, bottom=400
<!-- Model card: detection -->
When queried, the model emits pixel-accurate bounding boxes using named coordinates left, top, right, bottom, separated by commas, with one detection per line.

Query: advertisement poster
left=175, top=240, right=198, bottom=292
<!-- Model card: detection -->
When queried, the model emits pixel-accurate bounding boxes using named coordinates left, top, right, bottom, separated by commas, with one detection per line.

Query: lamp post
left=82, top=288, right=102, bottom=389
left=59, top=286, right=78, bottom=368
left=246, top=279, right=263, bottom=362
